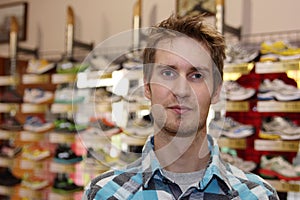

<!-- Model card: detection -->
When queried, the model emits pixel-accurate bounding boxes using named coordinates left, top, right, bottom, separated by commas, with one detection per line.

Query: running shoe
left=52, top=173, right=83, bottom=194
left=24, top=116, right=54, bottom=132
left=54, top=86, right=85, bottom=104
left=22, top=144, right=51, bottom=161
left=220, top=151, right=256, bottom=172
left=225, top=44, right=259, bottom=64
left=56, top=61, right=89, bottom=74
left=222, top=81, right=256, bottom=101
left=0, top=168, right=21, bottom=186
left=0, top=116, right=23, bottom=131
left=209, top=117, right=255, bottom=139
left=0, top=140, right=22, bottom=158
left=53, top=144, right=83, bottom=164
left=89, top=117, right=121, bottom=137
left=259, top=155, right=300, bottom=181
left=261, top=116, right=300, bottom=140
left=258, top=79, right=300, bottom=101
left=22, top=174, right=49, bottom=190
left=26, top=59, right=56, bottom=74
left=260, top=40, right=300, bottom=56
left=23, top=88, right=54, bottom=104
left=54, top=118, right=87, bottom=133
left=0, top=88, right=22, bottom=103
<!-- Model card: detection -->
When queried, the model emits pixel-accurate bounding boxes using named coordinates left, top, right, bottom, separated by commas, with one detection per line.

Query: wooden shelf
left=217, top=137, right=247, bottom=150
left=0, top=75, right=18, bottom=86
left=0, top=129, right=18, bottom=140
left=256, top=60, right=300, bottom=74
left=0, top=103, right=19, bottom=112
left=49, top=132, right=76, bottom=144
left=257, top=101, right=300, bottom=112
left=49, top=162, right=76, bottom=174
left=224, top=62, right=254, bottom=74
left=255, top=139, right=299, bottom=152
left=51, top=104, right=77, bottom=113
left=51, top=73, right=77, bottom=84
left=267, top=179, right=300, bottom=192
left=225, top=101, right=250, bottom=112
left=22, top=74, right=50, bottom=84
left=21, top=103, right=48, bottom=113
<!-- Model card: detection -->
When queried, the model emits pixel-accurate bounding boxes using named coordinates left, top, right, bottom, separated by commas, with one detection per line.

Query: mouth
left=167, top=105, right=192, bottom=115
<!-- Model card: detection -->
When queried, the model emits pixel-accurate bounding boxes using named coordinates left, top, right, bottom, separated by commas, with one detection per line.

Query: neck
left=154, top=127, right=210, bottom=173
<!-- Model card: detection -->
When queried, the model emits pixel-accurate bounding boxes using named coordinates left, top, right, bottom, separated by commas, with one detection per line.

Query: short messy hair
left=143, top=14, right=226, bottom=84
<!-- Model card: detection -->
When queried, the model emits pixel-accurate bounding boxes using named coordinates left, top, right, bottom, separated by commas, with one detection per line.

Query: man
left=83, top=14, right=279, bottom=200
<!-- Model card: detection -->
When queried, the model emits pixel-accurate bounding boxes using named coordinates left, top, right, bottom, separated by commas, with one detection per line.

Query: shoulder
left=225, top=163, right=279, bottom=199
left=84, top=161, right=145, bottom=200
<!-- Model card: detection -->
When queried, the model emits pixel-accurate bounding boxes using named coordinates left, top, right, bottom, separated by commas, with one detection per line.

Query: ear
left=211, top=83, right=222, bottom=104
left=144, top=79, right=151, bottom=100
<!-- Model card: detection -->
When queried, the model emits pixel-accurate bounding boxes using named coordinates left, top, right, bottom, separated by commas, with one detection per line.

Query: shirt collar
left=140, top=134, right=232, bottom=192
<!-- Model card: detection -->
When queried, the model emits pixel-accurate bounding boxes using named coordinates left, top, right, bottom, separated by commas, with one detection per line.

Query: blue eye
left=161, top=70, right=176, bottom=77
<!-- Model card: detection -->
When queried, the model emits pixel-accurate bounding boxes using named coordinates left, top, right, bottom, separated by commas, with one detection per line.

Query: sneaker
left=89, top=117, right=121, bottom=137
left=22, top=144, right=51, bottom=161
left=54, top=86, right=85, bottom=104
left=261, top=116, right=300, bottom=140
left=52, top=174, right=83, bottom=194
left=260, top=155, right=300, bottom=181
left=222, top=81, right=255, bottom=101
left=0, top=168, right=21, bottom=186
left=260, top=40, right=300, bottom=56
left=89, top=55, right=121, bottom=72
left=26, top=59, right=56, bottom=74
left=56, top=61, right=89, bottom=74
left=258, top=79, right=300, bottom=101
left=53, top=144, right=83, bottom=164
left=209, top=117, right=255, bottom=139
left=225, top=44, right=259, bottom=64
left=0, top=140, right=22, bottom=158
left=0, top=116, right=23, bottom=131
left=24, top=116, right=54, bottom=132
left=23, top=88, right=54, bottom=104
left=91, top=87, right=122, bottom=104
left=54, top=118, right=87, bottom=133
left=22, top=174, right=49, bottom=190
left=220, top=151, right=256, bottom=172
left=0, top=88, right=22, bottom=103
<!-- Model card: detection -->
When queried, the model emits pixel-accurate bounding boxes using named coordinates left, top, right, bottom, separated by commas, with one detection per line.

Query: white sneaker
left=209, top=117, right=254, bottom=139
left=222, top=81, right=255, bottom=101
left=258, top=79, right=300, bottom=101
left=262, top=116, right=300, bottom=140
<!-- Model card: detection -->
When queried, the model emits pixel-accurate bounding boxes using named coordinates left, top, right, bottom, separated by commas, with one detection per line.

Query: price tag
left=22, top=74, right=50, bottom=84
left=49, top=132, right=75, bottom=144
left=21, top=103, right=48, bottom=113
left=19, top=187, right=43, bottom=199
left=256, top=60, right=300, bottom=74
left=217, top=137, right=247, bottom=149
left=0, top=103, right=19, bottom=112
left=257, top=101, right=300, bottom=112
left=224, top=63, right=254, bottom=74
left=0, top=185, right=13, bottom=195
left=51, top=74, right=77, bottom=84
left=225, top=101, right=250, bottom=112
left=50, top=162, right=75, bottom=173
left=267, top=180, right=300, bottom=192
left=0, top=157, right=13, bottom=167
left=0, top=76, right=17, bottom=86
left=51, top=104, right=77, bottom=113
left=20, top=131, right=44, bottom=142
left=0, top=130, right=17, bottom=140
left=255, top=139, right=299, bottom=152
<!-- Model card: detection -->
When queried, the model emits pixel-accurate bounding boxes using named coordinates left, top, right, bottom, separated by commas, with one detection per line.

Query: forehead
left=155, top=36, right=213, bottom=67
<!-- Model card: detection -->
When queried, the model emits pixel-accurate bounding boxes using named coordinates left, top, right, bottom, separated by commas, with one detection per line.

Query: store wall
left=0, top=0, right=299, bottom=57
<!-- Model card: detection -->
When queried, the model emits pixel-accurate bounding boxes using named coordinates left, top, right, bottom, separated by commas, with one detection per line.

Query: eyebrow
left=155, top=63, right=211, bottom=73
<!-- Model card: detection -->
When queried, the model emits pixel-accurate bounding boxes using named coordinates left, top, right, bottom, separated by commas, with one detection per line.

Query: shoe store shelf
left=14, top=157, right=48, bottom=171
left=0, top=103, right=19, bottom=113
left=0, top=130, right=18, bottom=140
left=257, top=101, right=300, bottom=112
left=0, top=157, right=13, bottom=168
left=225, top=101, right=250, bottom=112
left=267, top=179, right=300, bottom=193
left=0, top=185, right=14, bottom=196
left=48, top=191, right=83, bottom=200
left=19, top=131, right=48, bottom=142
left=49, top=132, right=76, bottom=144
left=21, top=103, right=49, bottom=113
left=17, top=186, right=47, bottom=199
left=51, top=104, right=78, bottom=114
left=224, top=62, right=254, bottom=74
left=217, top=137, right=247, bottom=150
left=254, top=139, right=299, bottom=152
left=0, top=75, right=18, bottom=86
left=49, top=162, right=76, bottom=174
left=255, top=60, right=300, bottom=74
left=51, top=73, right=77, bottom=84
left=22, top=74, right=51, bottom=84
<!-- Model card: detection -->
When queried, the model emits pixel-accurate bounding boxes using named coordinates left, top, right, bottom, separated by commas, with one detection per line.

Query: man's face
left=144, top=36, right=220, bottom=136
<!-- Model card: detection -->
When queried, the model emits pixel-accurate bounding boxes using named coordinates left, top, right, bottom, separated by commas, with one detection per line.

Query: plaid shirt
left=83, top=135, right=279, bottom=200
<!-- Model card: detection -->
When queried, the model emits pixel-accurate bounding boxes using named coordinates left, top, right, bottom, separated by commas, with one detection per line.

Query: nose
left=172, top=75, right=191, bottom=98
